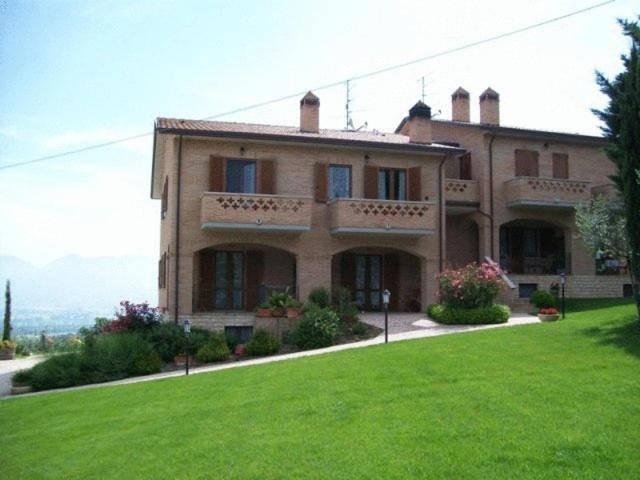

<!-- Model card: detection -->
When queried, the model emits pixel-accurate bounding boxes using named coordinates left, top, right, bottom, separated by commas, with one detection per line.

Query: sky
left=0, top=0, right=637, bottom=267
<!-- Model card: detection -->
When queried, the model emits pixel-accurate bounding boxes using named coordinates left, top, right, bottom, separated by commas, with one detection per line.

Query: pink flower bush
left=437, top=262, right=505, bottom=309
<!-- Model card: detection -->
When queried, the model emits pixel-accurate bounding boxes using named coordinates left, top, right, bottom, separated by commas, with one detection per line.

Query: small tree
left=593, top=18, right=640, bottom=319
left=575, top=196, right=628, bottom=262
left=3, top=280, right=11, bottom=342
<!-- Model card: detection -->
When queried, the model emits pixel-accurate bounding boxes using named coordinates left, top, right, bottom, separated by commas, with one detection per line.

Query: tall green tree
left=593, top=18, right=640, bottom=320
left=3, top=280, right=11, bottom=341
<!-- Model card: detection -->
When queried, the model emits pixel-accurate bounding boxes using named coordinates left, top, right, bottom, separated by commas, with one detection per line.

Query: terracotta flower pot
left=270, top=308, right=286, bottom=318
left=0, top=347, right=16, bottom=361
left=256, top=308, right=271, bottom=318
left=286, top=307, right=301, bottom=319
left=538, top=313, right=560, bottom=322
left=234, top=344, right=246, bottom=356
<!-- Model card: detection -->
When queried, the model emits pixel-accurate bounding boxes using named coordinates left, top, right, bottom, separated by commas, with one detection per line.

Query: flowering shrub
left=539, top=308, right=559, bottom=315
left=437, top=262, right=505, bottom=309
left=101, top=301, right=160, bottom=333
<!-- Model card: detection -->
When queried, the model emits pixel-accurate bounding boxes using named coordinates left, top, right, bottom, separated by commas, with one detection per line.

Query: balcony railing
left=504, top=177, right=591, bottom=209
left=201, top=192, right=312, bottom=233
left=444, top=179, right=480, bottom=208
left=328, top=198, right=436, bottom=237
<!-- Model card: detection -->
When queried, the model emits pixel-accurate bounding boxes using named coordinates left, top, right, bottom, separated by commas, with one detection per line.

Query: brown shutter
left=198, top=249, right=215, bottom=311
left=364, top=166, right=379, bottom=199
left=408, top=166, right=422, bottom=201
left=459, top=153, right=472, bottom=180
left=245, top=250, right=264, bottom=311
left=383, top=253, right=400, bottom=311
left=515, top=150, right=539, bottom=177
left=314, top=163, right=328, bottom=202
left=209, top=156, right=225, bottom=192
left=552, top=153, right=569, bottom=179
left=258, top=159, right=276, bottom=194
left=340, top=253, right=356, bottom=295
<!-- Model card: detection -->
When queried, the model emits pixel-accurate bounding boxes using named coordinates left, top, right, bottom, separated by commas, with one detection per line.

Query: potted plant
left=538, top=307, right=560, bottom=322
left=0, top=340, right=16, bottom=360
left=285, top=298, right=303, bottom=319
left=255, top=302, right=272, bottom=318
left=268, top=290, right=290, bottom=317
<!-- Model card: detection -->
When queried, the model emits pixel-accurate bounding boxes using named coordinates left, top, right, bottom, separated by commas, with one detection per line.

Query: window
left=552, top=153, right=569, bottom=179
left=226, top=160, right=256, bottom=193
left=519, top=283, right=538, bottom=299
left=161, top=177, right=168, bottom=219
left=378, top=169, right=407, bottom=200
left=515, top=149, right=539, bottom=177
left=623, top=284, right=633, bottom=298
left=328, top=165, right=351, bottom=200
left=225, top=326, right=253, bottom=345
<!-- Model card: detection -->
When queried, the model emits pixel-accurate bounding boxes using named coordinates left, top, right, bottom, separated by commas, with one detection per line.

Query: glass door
left=214, top=251, right=244, bottom=310
left=355, top=254, right=382, bottom=311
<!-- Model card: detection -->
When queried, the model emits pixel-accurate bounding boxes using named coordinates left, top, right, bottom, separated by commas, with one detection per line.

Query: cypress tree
left=3, top=280, right=10, bottom=341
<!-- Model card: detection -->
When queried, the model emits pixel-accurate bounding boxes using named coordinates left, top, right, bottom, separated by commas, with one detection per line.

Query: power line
left=0, top=0, right=616, bottom=172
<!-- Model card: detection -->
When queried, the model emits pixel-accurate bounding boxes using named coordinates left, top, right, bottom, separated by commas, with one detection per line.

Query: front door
left=355, top=254, right=382, bottom=311
left=214, top=251, right=244, bottom=310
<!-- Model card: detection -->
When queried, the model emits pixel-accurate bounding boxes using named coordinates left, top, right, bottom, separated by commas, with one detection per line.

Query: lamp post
left=382, top=289, right=391, bottom=344
left=560, top=273, right=566, bottom=319
left=183, top=319, right=191, bottom=375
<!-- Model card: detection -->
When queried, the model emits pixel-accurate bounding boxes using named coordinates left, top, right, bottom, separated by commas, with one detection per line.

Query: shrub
left=438, top=262, right=505, bottom=309
left=11, top=369, right=32, bottom=386
left=89, top=332, right=162, bottom=380
left=351, top=322, right=367, bottom=336
left=332, top=287, right=359, bottom=324
left=293, top=306, right=340, bottom=350
left=29, top=353, right=88, bottom=391
left=308, top=287, right=331, bottom=308
left=530, top=290, right=556, bottom=309
left=245, top=329, right=280, bottom=356
left=0, top=339, right=16, bottom=349
left=186, top=327, right=212, bottom=355
left=101, top=301, right=160, bottom=334
left=427, top=304, right=510, bottom=325
left=147, top=322, right=185, bottom=362
left=196, top=333, right=231, bottom=363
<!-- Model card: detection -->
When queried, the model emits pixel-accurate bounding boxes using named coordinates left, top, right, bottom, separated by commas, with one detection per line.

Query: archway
left=331, top=247, right=423, bottom=312
left=193, top=244, right=296, bottom=312
left=499, top=219, right=569, bottom=275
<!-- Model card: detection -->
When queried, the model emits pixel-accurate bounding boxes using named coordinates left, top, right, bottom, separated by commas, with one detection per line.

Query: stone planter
left=11, top=385, right=32, bottom=395
left=0, top=347, right=16, bottom=360
left=286, top=307, right=301, bottom=319
left=538, top=313, right=560, bottom=322
left=256, top=308, right=272, bottom=318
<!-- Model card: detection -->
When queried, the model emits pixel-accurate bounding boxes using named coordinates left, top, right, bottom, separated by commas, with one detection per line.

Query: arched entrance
left=194, top=244, right=296, bottom=312
left=499, top=219, right=569, bottom=274
left=331, top=247, right=422, bottom=312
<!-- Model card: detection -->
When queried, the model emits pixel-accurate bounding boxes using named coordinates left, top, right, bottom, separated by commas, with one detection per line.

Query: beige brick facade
left=151, top=90, right=629, bottom=329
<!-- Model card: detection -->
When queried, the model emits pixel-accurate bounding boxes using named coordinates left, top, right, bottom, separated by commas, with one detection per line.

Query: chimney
left=300, top=91, right=320, bottom=133
left=451, top=87, right=470, bottom=122
left=479, top=87, right=500, bottom=125
left=406, top=101, right=432, bottom=144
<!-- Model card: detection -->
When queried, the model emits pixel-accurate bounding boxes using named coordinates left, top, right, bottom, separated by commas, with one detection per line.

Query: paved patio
left=3, top=312, right=539, bottom=399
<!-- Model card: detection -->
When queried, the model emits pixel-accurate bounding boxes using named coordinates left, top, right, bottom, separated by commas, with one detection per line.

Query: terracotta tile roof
left=155, top=117, right=464, bottom=153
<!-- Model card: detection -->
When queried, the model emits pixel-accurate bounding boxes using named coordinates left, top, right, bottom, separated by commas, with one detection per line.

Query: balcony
left=201, top=192, right=312, bottom=233
left=328, top=198, right=436, bottom=237
left=504, top=177, right=591, bottom=210
left=444, top=179, right=480, bottom=214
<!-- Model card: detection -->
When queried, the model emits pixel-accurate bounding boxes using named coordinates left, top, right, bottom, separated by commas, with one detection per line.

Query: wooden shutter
left=515, top=150, right=539, bottom=177
left=340, top=253, right=356, bottom=296
left=552, top=153, right=569, bottom=179
left=258, top=159, right=276, bottom=194
left=209, top=156, right=225, bottom=192
left=364, top=165, right=379, bottom=199
left=314, top=163, right=328, bottom=202
left=459, top=153, right=472, bottom=180
left=408, top=166, right=422, bottom=201
left=245, top=250, right=264, bottom=311
left=383, top=253, right=400, bottom=311
left=198, top=249, right=216, bottom=311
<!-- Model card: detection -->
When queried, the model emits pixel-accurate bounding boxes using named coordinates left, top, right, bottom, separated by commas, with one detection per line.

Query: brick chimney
left=479, top=87, right=500, bottom=125
left=406, top=101, right=432, bottom=144
left=300, top=91, right=319, bottom=133
left=451, top=87, right=470, bottom=122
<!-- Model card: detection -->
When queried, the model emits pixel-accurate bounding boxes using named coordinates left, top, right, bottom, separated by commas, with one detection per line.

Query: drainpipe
left=438, top=154, right=450, bottom=272
left=487, top=131, right=497, bottom=260
left=174, top=135, right=183, bottom=325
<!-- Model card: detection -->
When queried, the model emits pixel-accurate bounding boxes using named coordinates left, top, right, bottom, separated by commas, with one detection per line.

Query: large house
left=151, top=88, right=629, bottom=330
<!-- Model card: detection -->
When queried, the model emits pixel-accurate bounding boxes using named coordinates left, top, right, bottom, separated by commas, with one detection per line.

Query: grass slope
left=1, top=299, right=639, bottom=479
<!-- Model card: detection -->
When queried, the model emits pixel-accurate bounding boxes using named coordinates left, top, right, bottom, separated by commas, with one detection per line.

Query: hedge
left=427, top=304, right=510, bottom=325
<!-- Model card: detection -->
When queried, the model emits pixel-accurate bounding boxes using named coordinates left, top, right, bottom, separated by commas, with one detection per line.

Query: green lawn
left=1, top=299, right=639, bottom=479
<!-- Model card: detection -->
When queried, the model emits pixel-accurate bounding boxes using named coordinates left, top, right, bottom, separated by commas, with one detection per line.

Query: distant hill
left=0, top=254, right=157, bottom=310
